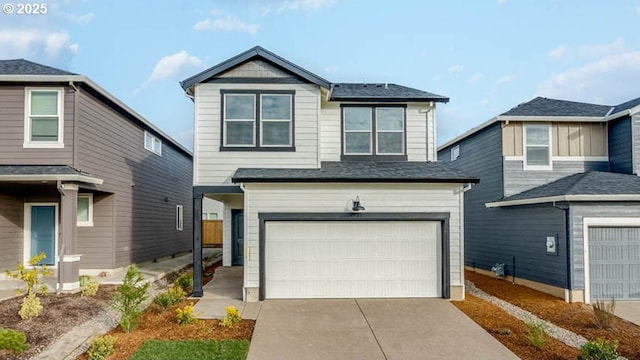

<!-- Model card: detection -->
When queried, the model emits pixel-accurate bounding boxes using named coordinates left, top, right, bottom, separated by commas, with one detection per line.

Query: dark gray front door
left=232, top=209, right=244, bottom=266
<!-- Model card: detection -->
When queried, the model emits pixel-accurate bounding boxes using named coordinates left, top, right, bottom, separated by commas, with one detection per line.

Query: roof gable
left=330, top=83, right=449, bottom=103
left=611, top=96, right=640, bottom=115
left=0, top=59, right=76, bottom=76
left=501, top=97, right=611, bottom=117
left=180, top=46, right=332, bottom=90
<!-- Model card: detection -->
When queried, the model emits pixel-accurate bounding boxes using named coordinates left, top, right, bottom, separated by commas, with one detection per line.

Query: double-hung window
left=524, top=124, right=551, bottom=170
left=342, top=105, right=406, bottom=160
left=24, top=88, right=64, bottom=148
left=222, top=91, right=294, bottom=150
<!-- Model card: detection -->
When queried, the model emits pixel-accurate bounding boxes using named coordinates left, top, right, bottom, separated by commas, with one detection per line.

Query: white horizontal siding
left=242, top=182, right=464, bottom=290
left=319, top=99, right=341, bottom=161
left=194, top=83, right=321, bottom=185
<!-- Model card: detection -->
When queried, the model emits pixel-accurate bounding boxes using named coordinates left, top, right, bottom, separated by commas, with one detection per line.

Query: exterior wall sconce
left=351, top=196, right=365, bottom=212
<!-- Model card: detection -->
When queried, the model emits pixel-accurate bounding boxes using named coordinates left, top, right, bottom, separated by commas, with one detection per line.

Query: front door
left=29, top=205, right=56, bottom=266
left=231, top=209, right=244, bottom=266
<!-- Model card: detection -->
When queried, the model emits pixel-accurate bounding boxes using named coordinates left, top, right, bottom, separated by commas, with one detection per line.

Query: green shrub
left=218, top=305, right=242, bottom=328
left=0, top=328, right=29, bottom=355
left=82, top=277, right=100, bottom=297
left=176, top=304, right=197, bottom=325
left=87, top=335, right=115, bottom=360
left=153, top=286, right=185, bottom=309
left=176, top=273, right=193, bottom=293
left=4, top=252, right=52, bottom=296
left=577, top=338, right=619, bottom=360
left=526, top=321, right=548, bottom=350
left=18, top=293, right=43, bottom=320
left=112, top=265, right=150, bottom=332
left=592, top=299, right=616, bottom=329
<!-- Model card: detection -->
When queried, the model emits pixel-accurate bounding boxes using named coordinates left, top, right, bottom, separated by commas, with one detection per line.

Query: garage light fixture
left=351, top=196, right=365, bottom=212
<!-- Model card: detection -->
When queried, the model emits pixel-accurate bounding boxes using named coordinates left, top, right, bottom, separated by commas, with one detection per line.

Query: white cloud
left=66, top=12, right=95, bottom=25
left=468, top=72, right=483, bottom=83
left=148, top=51, right=204, bottom=82
left=448, top=65, right=464, bottom=74
left=496, top=74, right=514, bottom=85
left=538, top=51, right=640, bottom=104
left=193, top=16, right=259, bottom=35
left=636, top=6, right=640, bottom=15
left=549, top=45, right=568, bottom=60
left=549, top=38, right=627, bottom=61
left=0, top=29, right=78, bottom=59
left=278, top=0, right=336, bottom=11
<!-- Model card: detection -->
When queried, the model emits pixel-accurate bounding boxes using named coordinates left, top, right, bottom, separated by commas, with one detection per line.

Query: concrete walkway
left=247, top=299, right=518, bottom=360
left=616, top=301, right=640, bottom=326
left=192, top=266, right=262, bottom=320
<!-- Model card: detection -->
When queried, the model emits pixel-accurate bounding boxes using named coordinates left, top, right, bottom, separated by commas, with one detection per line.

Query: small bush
left=176, top=273, right=193, bottom=293
left=18, top=293, right=43, bottom=320
left=498, top=327, right=512, bottom=336
left=87, top=335, right=115, bottom=360
left=526, top=322, right=548, bottom=350
left=218, top=305, right=242, bottom=328
left=4, top=252, right=52, bottom=296
left=592, top=299, right=616, bottom=329
left=0, top=328, right=29, bottom=355
left=176, top=304, right=197, bottom=325
left=82, top=277, right=100, bottom=297
left=577, top=338, right=619, bottom=360
left=153, top=286, right=186, bottom=309
left=112, top=265, right=150, bottom=333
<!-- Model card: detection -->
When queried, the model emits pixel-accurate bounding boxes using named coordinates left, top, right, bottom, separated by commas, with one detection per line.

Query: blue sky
left=2, top=0, right=640, bottom=150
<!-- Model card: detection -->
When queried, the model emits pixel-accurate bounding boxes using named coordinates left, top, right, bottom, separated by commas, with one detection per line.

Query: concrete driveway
left=246, top=298, right=518, bottom=360
left=616, top=301, right=640, bottom=326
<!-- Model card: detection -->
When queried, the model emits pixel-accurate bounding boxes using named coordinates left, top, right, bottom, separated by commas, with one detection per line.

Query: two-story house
left=0, top=59, right=193, bottom=291
left=182, top=46, right=478, bottom=301
left=438, top=96, right=640, bottom=303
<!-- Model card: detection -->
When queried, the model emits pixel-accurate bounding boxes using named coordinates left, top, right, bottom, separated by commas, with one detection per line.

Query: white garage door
left=589, top=227, right=640, bottom=300
left=264, top=221, right=441, bottom=299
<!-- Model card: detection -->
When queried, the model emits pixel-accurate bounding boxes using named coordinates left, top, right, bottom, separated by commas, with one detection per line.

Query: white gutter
left=0, top=75, right=192, bottom=156
left=486, top=194, right=640, bottom=208
left=0, top=174, right=103, bottom=185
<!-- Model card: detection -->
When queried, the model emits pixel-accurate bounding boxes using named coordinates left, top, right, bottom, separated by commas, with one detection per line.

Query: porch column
left=59, top=183, right=81, bottom=291
left=192, top=192, right=203, bottom=297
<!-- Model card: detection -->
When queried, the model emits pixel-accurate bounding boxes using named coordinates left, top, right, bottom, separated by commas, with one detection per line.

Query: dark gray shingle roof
left=500, top=97, right=611, bottom=117
left=611, top=96, right=640, bottom=114
left=330, top=83, right=449, bottom=103
left=232, top=161, right=478, bottom=183
left=0, top=59, right=76, bottom=76
left=0, top=165, right=93, bottom=176
left=499, top=171, right=640, bottom=202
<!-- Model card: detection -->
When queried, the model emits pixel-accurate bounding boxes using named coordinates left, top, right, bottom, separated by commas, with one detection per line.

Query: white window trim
left=451, top=145, right=460, bottom=161
left=523, top=124, right=552, bottom=171
left=77, top=193, right=94, bottom=227
left=375, top=107, right=405, bottom=156
left=259, top=94, right=293, bottom=147
left=223, top=94, right=257, bottom=147
left=144, top=131, right=162, bottom=155
left=23, top=87, right=65, bottom=149
left=176, top=205, right=184, bottom=231
left=23, top=203, right=59, bottom=267
left=343, top=108, right=373, bottom=155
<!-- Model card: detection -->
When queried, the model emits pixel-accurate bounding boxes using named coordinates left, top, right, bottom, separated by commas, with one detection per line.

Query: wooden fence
left=202, top=220, right=223, bottom=247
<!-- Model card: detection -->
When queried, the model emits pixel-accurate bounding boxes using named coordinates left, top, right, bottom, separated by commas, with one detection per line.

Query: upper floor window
left=342, top=105, right=406, bottom=160
left=451, top=145, right=460, bottom=161
left=524, top=124, right=551, bottom=170
left=24, top=88, right=64, bottom=148
left=222, top=90, right=294, bottom=151
left=144, top=131, right=162, bottom=155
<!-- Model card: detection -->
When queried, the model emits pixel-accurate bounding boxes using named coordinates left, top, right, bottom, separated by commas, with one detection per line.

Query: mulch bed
left=465, top=270, right=640, bottom=359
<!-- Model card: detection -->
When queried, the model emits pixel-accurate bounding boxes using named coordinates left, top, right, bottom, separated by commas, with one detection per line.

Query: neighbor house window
left=77, top=194, right=93, bottom=227
left=222, top=91, right=294, bottom=150
left=176, top=205, right=183, bottom=231
left=144, top=131, right=162, bottom=155
left=203, top=213, right=218, bottom=220
left=451, top=145, right=460, bottom=161
left=342, top=105, right=405, bottom=159
left=24, top=88, right=64, bottom=148
left=524, top=124, right=551, bottom=170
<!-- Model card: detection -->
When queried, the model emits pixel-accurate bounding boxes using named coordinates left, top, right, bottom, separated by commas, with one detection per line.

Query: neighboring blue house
left=438, top=96, right=640, bottom=303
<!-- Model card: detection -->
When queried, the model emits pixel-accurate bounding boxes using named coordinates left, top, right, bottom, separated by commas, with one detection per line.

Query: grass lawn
left=128, top=339, right=250, bottom=360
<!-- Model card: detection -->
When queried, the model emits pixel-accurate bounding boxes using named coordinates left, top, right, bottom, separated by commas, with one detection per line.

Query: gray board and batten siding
left=74, top=87, right=193, bottom=268
left=438, top=122, right=570, bottom=288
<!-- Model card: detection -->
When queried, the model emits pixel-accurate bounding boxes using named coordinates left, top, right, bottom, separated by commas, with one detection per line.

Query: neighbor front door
left=232, top=209, right=244, bottom=266
left=29, top=205, right=56, bottom=266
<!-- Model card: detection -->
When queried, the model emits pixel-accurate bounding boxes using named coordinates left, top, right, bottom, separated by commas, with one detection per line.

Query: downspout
left=553, top=201, right=572, bottom=297
left=56, top=180, right=65, bottom=295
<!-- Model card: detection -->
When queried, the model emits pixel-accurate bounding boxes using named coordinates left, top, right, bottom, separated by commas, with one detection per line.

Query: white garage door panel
left=265, top=221, right=441, bottom=299
left=589, top=227, right=640, bottom=300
